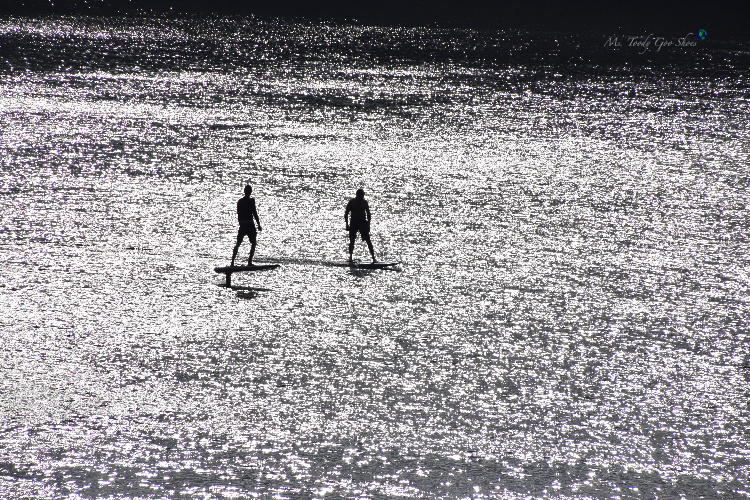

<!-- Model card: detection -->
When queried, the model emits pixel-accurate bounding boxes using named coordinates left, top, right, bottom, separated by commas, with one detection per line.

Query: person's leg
left=231, top=231, right=243, bottom=266
left=248, top=242, right=256, bottom=265
left=348, top=230, right=356, bottom=261
left=364, top=236, right=376, bottom=262
left=247, top=229, right=257, bottom=265
left=361, top=224, right=376, bottom=262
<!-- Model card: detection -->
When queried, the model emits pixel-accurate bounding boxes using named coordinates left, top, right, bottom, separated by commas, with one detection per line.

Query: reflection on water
left=1, top=15, right=749, bottom=499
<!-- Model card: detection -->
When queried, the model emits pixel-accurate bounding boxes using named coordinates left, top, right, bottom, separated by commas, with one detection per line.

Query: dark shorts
left=349, top=221, right=370, bottom=240
left=236, top=223, right=257, bottom=244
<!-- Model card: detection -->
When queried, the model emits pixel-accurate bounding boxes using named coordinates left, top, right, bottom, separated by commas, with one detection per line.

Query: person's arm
left=344, top=201, right=351, bottom=230
left=251, top=199, right=262, bottom=231
left=365, top=201, right=371, bottom=223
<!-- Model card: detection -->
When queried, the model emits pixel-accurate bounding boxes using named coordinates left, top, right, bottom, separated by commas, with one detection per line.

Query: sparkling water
left=1, top=16, right=749, bottom=499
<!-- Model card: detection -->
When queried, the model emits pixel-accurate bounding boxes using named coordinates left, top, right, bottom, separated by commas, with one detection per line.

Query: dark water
left=1, top=15, right=749, bottom=499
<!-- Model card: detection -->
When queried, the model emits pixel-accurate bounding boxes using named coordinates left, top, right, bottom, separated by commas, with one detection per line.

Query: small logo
left=697, top=29, right=707, bottom=40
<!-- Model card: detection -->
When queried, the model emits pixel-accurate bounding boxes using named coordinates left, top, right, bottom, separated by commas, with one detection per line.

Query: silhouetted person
left=345, top=188, right=376, bottom=262
left=231, top=185, right=262, bottom=266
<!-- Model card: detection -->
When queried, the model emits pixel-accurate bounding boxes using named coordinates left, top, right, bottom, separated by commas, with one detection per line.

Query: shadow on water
left=256, top=257, right=402, bottom=271
left=235, top=290, right=258, bottom=300
left=345, top=267, right=396, bottom=277
left=255, top=256, right=351, bottom=267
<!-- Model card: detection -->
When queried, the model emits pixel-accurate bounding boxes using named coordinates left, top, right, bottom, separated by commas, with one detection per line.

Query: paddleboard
left=332, top=261, right=400, bottom=269
left=214, top=264, right=280, bottom=273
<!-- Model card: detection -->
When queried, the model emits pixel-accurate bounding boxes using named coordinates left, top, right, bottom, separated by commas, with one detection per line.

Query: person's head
left=356, top=188, right=365, bottom=199
left=244, top=185, right=252, bottom=196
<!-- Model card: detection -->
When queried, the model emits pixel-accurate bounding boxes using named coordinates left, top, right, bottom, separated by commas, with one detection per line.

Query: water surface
left=1, top=16, right=749, bottom=499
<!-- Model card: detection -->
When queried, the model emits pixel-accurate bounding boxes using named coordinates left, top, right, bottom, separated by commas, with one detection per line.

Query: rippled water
left=1, top=16, right=749, bottom=499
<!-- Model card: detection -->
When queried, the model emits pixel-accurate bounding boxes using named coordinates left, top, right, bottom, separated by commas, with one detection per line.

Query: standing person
left=231, top=185, right=262, bottom=266
left=345, top=188, right=376, bottom=263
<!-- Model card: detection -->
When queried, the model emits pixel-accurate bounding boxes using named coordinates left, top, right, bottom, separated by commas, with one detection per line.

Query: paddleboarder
left=345, top=188, right=376, bottom=263
left=230, top=185, right=262, bottom=266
